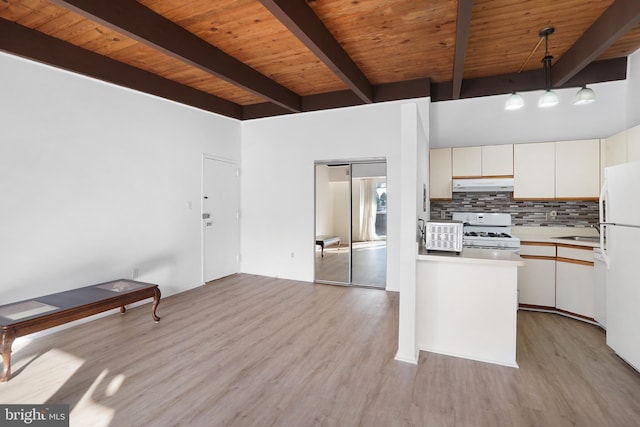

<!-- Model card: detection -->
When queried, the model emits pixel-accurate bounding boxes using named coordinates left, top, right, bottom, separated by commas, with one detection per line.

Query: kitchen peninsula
left=416, top=247, right=524, bottom=367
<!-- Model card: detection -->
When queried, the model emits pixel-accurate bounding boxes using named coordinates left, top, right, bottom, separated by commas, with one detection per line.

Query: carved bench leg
left=1, top=329, right=16, bottom=383
left=152, top=287, right=161, bottom=322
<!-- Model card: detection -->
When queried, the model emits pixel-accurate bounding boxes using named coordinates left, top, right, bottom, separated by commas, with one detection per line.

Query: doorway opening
left=314, top=160, right=387, bottom=288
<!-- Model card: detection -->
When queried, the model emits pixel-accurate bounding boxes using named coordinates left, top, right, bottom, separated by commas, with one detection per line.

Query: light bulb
left=573, top=86, right=596, bottom=105
left=505, top=92, right=525, bottom=110
left=538, top=90, right=559, bottom=108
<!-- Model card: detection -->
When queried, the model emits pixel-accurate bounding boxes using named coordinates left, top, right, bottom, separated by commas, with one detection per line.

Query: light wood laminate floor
left=315, top=241, right=386, bottom=287
left=2, top=274, right=640, bottom=426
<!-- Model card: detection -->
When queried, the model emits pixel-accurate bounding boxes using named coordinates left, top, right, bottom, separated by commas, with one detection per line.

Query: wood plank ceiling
left=2, top=0, right=640, bottom=120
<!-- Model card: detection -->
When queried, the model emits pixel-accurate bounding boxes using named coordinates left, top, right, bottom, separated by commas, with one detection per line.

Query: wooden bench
left=315, top=235, right=341, bottom=257
left=0, top=279, right=160, bottom=382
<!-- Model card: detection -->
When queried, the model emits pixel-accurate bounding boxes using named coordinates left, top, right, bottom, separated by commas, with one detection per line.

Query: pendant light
left=537, top=27, right=558, bottom=108
left=573, top=85, right=596, bottom=105
left=505, top=92, right=525, bottom=110
left=504, top=26, right=596, bottom=111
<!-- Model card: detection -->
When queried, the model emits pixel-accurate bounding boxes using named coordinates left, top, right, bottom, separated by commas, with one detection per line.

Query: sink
left=553, top=235, right=600, bottom=242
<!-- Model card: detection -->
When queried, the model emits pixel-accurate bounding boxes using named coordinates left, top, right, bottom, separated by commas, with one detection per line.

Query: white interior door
left=203, top=157, right=239, bottom=282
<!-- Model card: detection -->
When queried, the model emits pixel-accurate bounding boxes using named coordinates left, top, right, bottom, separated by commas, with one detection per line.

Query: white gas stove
left=452, top=212, right=520, bottom=251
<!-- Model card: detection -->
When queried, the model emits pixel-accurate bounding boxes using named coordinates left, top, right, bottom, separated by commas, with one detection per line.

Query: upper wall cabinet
left=513, top=142, right=555, bottom=200
left=429, top=148, right=452, bottom=200
left=452, top=144, right=513, bottom=178
left=604, top=130, right=628, bottom=167
left=601, top=130, right=627, bottom=188
left=452, top=146, right=482, bottom=177
left=482, top=144, right=514, bottom=177
left=600, top=126, right=640, bottom=188
left=555, top=139, right=600, bottom=199
left=627, top=124, right=640, bottom=162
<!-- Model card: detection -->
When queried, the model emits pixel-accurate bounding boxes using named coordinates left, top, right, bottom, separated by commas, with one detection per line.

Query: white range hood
left=452, top=177, right=514, bottom=193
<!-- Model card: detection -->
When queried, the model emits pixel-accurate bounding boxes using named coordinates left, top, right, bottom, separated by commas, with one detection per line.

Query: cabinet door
left=555, top=139, right=600, bottom=199
left=605, top=130, right=628, bottom=167
left=518, top=258, right=556, bottom=306
left=429, top=148, right=452, bottom=200
left=513, top=142, right=555, bottom=199
left=482, top=144, right=513, bottom=176
left=452, top=146, right=482, bottom=177
left=556, top=260, right=595, bottom=318
left=627, top=124, right=640, bottom=162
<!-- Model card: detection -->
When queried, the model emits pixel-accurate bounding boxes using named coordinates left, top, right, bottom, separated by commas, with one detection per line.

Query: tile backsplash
left=430, top=192, right=598, bottom=227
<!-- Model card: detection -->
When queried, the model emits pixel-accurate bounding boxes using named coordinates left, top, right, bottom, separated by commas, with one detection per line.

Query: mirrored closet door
left=314, top=160, right=387, bottom=288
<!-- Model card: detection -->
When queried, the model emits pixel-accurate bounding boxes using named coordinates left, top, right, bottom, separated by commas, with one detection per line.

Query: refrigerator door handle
left=600, top=224, right=610, bottom=269
left=599, top=180, right=608, bottom=224
left=599, top=180, right=610, bottom=268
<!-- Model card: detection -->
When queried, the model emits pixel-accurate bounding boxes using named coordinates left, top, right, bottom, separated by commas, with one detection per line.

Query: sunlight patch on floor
left=70, top=369, right=115, bottom=427
left=0, top=348, right=84, bottom=403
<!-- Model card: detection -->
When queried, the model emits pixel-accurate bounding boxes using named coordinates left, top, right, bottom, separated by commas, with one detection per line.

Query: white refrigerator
left=600, top=161, right=640, bottom=372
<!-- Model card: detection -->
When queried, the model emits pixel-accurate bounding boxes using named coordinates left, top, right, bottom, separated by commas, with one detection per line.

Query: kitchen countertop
left=418, top=246, right=524, bottom=266
left=512, top=226, right=600, bottom=248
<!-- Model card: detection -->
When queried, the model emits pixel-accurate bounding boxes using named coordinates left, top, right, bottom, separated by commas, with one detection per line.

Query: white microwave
left=425, top=220, right=463, bottom=253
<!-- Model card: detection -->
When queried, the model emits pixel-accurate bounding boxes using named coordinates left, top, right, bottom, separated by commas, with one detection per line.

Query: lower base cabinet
left=519, top=242, right=596, bottom=321
left=556, top=259, right=595, bottom=319
left=519, top=258, right=556, bottom=306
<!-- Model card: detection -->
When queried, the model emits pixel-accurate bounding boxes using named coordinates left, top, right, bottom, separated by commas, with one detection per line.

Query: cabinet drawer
left=557, top=245, right=594, bottom=263
left=520, top=242, right=556, bottom=257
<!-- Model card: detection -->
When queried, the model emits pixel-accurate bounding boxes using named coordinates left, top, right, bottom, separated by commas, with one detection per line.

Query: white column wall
left=0, top=52, right=241, bottom=303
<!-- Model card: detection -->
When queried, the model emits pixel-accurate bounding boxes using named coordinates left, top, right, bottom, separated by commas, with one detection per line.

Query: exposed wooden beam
left=0, top=19, right=243, bottom=119
left=50, top=0, right=301, bottom=112
left=552, top=0, right=640, bottom=86
left=452, top=0, right=474, bottom=100
left=374, top=78, right=431, bottom=102
left=258, top=0, right=373, bottom=103
left=431, top=57, right=627, bottom=102
left=243, top=78, right=431, bottom=120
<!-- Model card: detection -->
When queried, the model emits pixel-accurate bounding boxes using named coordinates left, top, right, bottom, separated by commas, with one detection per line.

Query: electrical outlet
left=132, top=268, right=139, bottom=279
left=290, top=252, right=295, bottom=258
left=441, top=211, right=446, bottom=219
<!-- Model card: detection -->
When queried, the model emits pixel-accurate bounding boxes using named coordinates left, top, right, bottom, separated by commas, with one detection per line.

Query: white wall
left=240, top=99, right=429, bottom=291
left=0, top=52, right=241, bottom=303
left=430, top=80, right=627, bottom=148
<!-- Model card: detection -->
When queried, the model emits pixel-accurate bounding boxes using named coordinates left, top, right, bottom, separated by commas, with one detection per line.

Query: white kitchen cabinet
left=482, top=144, right=513, bottom=176
left=602, top=130, right=628, bottom=188
left=627, top=124, right=640, bottom=162
left=605, top=130, right=628, bottom=167
left=452, top=145, right=513, bottom=178
left=518, top=243, right=556, bottom=307
left=556, top=245, right=595, bottom=319
left=452, top=146, right=482, bottom=177
left=555, top=139, right=600, bottom=199
left=429, top=148, right=452, bottom=200
left=513, top=142, right=555, bottom=199
left=556, top=259, right=595, bottom=319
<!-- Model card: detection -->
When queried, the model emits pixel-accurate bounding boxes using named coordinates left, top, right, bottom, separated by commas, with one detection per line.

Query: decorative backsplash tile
left=430, top=192, right=598, bottom=227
